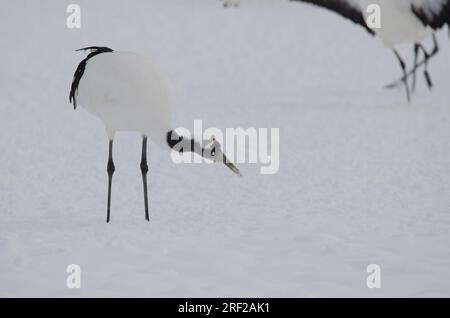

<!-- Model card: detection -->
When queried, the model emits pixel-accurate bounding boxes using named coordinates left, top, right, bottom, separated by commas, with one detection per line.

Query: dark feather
left=69, top=46, right=114, bottom=109
left=289, top=0, right=375, bottom=35
left=412, top=0, right=450, bottom=30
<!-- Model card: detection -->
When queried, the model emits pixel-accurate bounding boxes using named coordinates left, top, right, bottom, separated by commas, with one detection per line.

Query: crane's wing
left=289, top=0, right=375, bottom=35
left=411, top=0, right=450, bottom=30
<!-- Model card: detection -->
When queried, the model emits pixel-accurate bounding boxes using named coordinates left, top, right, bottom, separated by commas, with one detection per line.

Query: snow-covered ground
left=1, top=0, right=450, bottom=297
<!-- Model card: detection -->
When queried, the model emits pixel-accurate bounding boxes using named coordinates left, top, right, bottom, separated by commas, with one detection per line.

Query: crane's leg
left=386, top=35, right=439, bottom=90
left=393, top=50, right=410, bottom=103
left=431, top=33, right=439, bottom=56
left=429, top=33, right=439, bottom=79
left=413, top=43, right=432, bottom=91
left=411, top=43, right=420, bottom=92
left=428, top=34, right=439, bottom=88
left=140, top=135, right=150, bottom=221
left=106, top=139, right=115, bottom=223
left=418, top=34, right=439, bottom=91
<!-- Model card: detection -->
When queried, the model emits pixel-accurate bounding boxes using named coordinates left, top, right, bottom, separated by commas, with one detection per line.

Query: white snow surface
left=1, top=0, right=450, bottom=297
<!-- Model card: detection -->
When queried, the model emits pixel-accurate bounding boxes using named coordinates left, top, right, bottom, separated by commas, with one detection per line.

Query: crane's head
left=204, top=136, right=242, bottom=177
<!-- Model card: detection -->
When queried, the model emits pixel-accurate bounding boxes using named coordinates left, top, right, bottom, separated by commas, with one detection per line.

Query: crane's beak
left=206, top=137, right=242, bottom=177
left=222, top=153, right=242, bottom=177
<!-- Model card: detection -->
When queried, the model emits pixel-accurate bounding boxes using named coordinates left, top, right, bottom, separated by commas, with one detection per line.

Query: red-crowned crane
left=290, top=0, right=450, bottom=101
left=70, top=47, right=241, bottom=223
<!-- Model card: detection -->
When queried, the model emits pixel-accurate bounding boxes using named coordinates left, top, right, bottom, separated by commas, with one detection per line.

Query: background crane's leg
left=416, top=44, right=432, bottom=90
left=106, top=139, right=115, bottom=223
left=140, top=135, right=150, bottom=221
left=424, top=35, right=438, bottom=89
left=431, top=34, right=439, bottom=56
left=393, top=50, right=410, bottom=103
left=385, top=35, right=439, bottom=90
left=412, top=43, right=420, bottom=92
left=419, top=34, right=439, bottom=91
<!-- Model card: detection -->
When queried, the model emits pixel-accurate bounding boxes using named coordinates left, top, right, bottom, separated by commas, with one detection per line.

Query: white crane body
left=77, top=51, right=173, bottom=146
